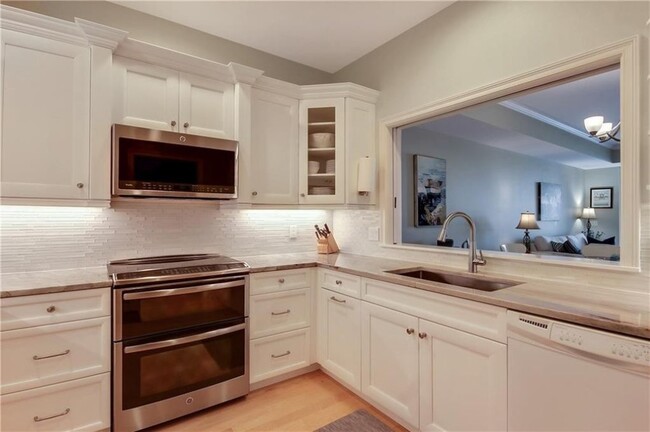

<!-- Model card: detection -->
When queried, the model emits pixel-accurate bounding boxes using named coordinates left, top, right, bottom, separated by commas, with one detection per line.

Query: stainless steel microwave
left=112, top=124, right=238, bottom=200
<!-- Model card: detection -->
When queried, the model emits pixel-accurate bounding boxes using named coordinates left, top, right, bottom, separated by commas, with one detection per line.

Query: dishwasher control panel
left=550, top=323, right=650, bottom=368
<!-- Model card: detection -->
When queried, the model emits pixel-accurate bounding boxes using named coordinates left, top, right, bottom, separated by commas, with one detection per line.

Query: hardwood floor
left=150, top=370, right=407, bottom=432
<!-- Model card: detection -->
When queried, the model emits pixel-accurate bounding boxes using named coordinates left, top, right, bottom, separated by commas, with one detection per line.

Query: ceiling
left=415, top=68, right=621, bottom=170
left=111, top=1, right=453, bottom=73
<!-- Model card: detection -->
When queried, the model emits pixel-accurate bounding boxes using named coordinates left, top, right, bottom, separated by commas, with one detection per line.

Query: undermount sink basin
left=386, top=267, right=521, bottom=292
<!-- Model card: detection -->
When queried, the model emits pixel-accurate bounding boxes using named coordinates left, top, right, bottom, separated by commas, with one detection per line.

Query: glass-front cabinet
left=299, top=98, right=345, bottom=204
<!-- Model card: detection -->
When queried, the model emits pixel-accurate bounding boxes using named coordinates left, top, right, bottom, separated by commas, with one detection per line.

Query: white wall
left=401, top=127, right=586, bottom=250
left=0, top=204, right=331, bottom=273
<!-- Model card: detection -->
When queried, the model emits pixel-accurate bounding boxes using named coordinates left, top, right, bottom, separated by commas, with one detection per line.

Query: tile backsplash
left=0, top=202, right=331, bottom=273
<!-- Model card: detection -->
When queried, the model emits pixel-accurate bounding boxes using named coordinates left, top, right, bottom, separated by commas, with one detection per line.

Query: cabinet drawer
left=250, top=289, right=310, bottom=339
left=0, top=372, right=110, bottom=432
left=250, top=328, right=310, bottom=383
left=1, top=289, right=110, bottom=331
left=1, top=317, right=110, bottom=395
left=320, top=270, right=361, bottom=298
left=361, top=278, right=507, bottom=343
left=250, top=269, right=312, bottom=295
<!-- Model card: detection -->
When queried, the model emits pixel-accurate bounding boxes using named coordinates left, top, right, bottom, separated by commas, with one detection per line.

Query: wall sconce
left=583, top=116, right=620, bottom=143
left=357, top=156, right=375, bottom=196
left=516, top=211, right=540, bottom=254
left=581, top=207, right=596, bottom=238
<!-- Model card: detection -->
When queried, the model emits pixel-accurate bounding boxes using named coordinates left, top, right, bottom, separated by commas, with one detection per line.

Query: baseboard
left=250, top=363, right=320, bottom=391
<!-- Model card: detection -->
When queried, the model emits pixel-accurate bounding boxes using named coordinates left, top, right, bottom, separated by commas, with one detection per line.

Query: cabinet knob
left=418, top=332, right=428, bottom=339
left=406, top=328, right=415, bottom=335
left=252, top=191, right=258, bottom=196
left=46, top=305, right=56, bottom=313
left=171, top=120, right=177, bottom=127
left=183, top=122, right=190, bottom=128
left=335, top=280, right=342, bottom=285
left=300, top=193, right=305, bottom=197
left=278, top=278, right=285, bottom=283
left=76, top=183, right=84, bottom=189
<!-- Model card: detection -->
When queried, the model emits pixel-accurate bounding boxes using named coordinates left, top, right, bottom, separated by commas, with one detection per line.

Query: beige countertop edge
left=1, top=255, right=648, bottom=340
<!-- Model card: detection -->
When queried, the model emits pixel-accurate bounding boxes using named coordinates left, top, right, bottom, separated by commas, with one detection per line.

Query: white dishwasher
left=507, top=311, right=650, bottom=431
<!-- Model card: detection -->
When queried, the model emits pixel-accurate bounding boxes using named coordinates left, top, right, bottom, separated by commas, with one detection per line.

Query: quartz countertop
left=2, top=253, right=648, bottom=339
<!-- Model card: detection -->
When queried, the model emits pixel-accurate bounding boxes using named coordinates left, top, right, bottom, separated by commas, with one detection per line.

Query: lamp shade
left=516, top=212, right=539, bottom=230
left=581, top=207, right=596, bottom=219
left=357, top=156, right=375, bottom=193
left=584, top=116, right=604, bottom=135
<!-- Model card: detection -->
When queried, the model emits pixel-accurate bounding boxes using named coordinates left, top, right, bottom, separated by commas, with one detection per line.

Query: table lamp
left=581, top=207, right=596, bottom=238
left=516, top=212, right=540, bottom=254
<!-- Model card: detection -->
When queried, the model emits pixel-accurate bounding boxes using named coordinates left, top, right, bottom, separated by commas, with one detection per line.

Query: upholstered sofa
left=533, top=233, right=619, bottom=260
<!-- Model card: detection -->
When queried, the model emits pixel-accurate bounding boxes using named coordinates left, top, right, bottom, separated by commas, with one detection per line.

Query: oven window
left=121, top=323, right=245, bottom=410
left=121, top=279, right=246, bottom=340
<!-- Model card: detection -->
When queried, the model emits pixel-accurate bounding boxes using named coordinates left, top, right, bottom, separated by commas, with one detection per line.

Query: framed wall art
left=537, top=182, right=561, bottom=221
left=590, top=187, right=613, bottom=209
left=414, top=155, right=446, bottom=226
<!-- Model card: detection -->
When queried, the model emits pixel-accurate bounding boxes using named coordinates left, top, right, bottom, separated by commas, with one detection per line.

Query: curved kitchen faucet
left=437, top=211, right=486, bottom=273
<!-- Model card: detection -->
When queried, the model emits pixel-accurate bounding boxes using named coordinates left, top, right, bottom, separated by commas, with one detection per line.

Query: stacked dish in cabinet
left=307, top=107, right=337, bottom=196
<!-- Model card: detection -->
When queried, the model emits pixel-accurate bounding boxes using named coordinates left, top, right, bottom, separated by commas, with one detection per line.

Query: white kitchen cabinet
left=298, top=98, right=345, bottom=204
left=361, top=301, right=420, bottom=427
left=249, top=89, right=299, bottom=203
left=113, top=56, right=234, bottom=138
left=250, top=288, right=310, bottom=339
left=419, top=319, right=507, bottom=432
left=0, top=29, right=90, bottom=200
left=318, top=288, right=361, bottom=391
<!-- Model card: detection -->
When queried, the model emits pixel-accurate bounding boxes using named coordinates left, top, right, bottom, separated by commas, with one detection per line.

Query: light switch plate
left=368, top=226, right=380, bottom=241
left=289, top=225, right=298, bottom=239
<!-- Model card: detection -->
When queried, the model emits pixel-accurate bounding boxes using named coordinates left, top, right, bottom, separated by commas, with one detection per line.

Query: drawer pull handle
left=46, top=305, right=56, bottom=313
left=271, top=309, right=290, bottom=316
left=271, top=350, right=291, bottom=359
left=335, top=280, right=342, bottom=285
left=330, top=296, right=346, bottom=303
left=406, top=328, right=415, bottom=335
left=278, top=278, right=285, bottom=283
left=34, top=408, right=70, bottom=422
left=33, top=349, right=70, bottom=361
left=418, top=332, right=428, bottom=339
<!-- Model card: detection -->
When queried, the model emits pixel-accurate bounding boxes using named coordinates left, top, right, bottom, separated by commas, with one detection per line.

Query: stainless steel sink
left=386, top=267, right=520, bottom=292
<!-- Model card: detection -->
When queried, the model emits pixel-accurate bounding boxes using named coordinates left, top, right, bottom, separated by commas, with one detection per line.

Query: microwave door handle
left=123, top=280, right=243, bottom=301
left=124, top=322, right=247, bottom=354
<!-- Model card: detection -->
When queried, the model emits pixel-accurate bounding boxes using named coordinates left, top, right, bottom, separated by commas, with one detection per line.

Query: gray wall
left=3, top=1, right=333, bottom=85
left=402, top=127, right=586, bottom=251
left=585, top=167, right=621, bottom=243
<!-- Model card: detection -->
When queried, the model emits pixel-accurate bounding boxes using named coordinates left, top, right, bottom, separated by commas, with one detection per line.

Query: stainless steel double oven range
left=108, top=254, right=250, bottom=431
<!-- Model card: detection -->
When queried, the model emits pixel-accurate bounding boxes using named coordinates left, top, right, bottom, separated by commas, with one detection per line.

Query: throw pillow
left=587, top=236, right=615, bottom=245
left=563, top=240, right=581, bottom=254
left=550, top=241, right=566, bottom=253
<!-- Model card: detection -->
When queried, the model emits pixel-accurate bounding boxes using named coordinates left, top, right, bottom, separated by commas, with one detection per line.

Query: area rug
left=316, top=409, right=394, bottom=432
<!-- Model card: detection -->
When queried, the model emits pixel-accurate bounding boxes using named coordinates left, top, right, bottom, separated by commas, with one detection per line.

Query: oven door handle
left=124, top=322, right=246, bottom=354
left=123, top=280, right=243, bottom=300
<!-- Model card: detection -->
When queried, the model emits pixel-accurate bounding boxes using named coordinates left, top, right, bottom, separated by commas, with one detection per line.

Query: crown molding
left=115, top=38, right=236, bottom=83
left=254, top=75, right=302, bottom=98
left=74, top=18, right=128, bottom=51
left=227, top=62, right=264, bottom=85
left=301, top=82, right=380, bottom=103
left=0, top=4, right=87, bottom=46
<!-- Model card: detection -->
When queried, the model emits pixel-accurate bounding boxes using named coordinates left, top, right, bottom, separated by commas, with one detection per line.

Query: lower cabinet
left=357, top=285, right=507, bottom=431
left=317, top=288, right=361, bottom=390
left=418, top=320, right=507, bottom=432
left=250, top=328, right=311, bottom=383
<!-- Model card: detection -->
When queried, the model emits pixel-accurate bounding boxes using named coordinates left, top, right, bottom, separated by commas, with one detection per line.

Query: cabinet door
left=419, top=319, right=506, bottom=432
left=179, top=72, right=234, bottom=139
left=1, top=30, right=90, bottom=199
left=250, top=89, right=299, bottom=203
left=299, top=98, right=345, bottom=204
left=345, top=98, right=376, bottom=205
left=318, top=289, right=361, bottom=390
left=112, top=56, right=179, bottom=131
left=361, top=301, right=419, bottom=427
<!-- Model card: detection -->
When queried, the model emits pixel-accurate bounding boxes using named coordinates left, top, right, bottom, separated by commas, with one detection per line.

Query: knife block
left=317, top=235, right=339, bottom=254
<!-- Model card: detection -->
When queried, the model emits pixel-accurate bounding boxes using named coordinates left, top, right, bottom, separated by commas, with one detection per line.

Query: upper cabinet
left=112, top=56, right=234, bottom=139
left=298, top=86, right=379, bottom=206
left=249, top=88, right=299, bottom=204
left=0, top=8, right=126, bottom=203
